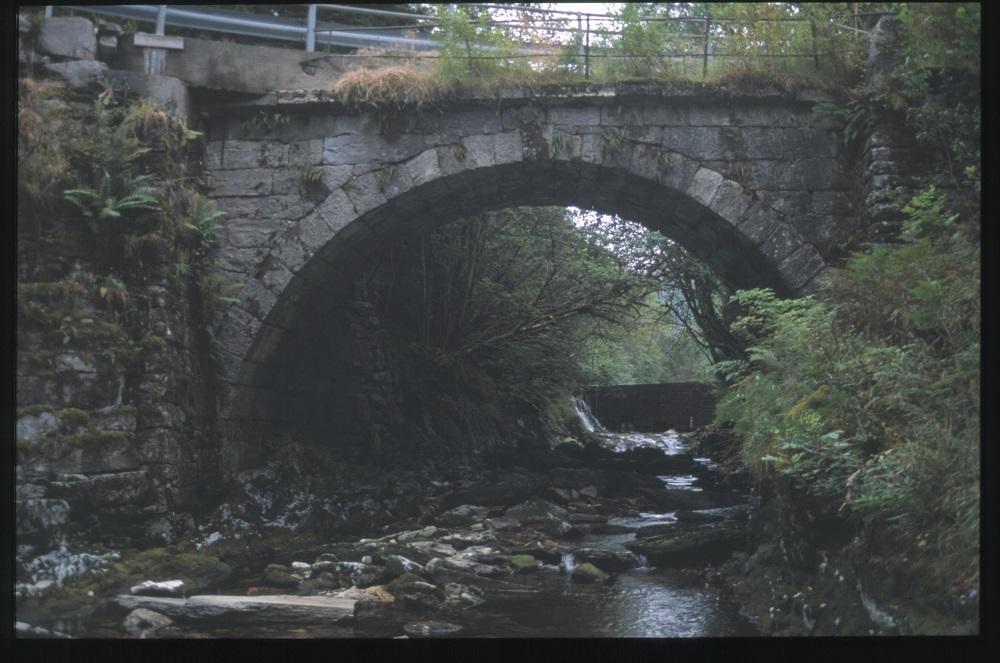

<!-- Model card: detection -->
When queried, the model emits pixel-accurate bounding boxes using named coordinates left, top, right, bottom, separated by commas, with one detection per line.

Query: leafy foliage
left=716, top=184, right=980, bottom=597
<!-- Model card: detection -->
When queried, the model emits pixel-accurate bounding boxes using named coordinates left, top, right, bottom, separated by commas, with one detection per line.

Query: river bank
left=17, top=425, right=762, bottom=638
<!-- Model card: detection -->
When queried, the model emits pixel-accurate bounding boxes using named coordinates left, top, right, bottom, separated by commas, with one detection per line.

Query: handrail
left=49, top=4, right=890, bottom=79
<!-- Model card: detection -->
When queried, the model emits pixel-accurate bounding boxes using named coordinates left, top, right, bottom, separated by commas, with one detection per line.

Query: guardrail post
left=44, top=6, right=53, bottom=17
left=155, top=5, right=167, bottom=35
left=143, top=5, right=170, bottom=75
left=702, top=16, right=710, bottom=78
left=306, top=4, right=317, bottom=52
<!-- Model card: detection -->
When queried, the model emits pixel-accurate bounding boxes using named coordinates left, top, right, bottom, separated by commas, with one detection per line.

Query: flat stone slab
left=116, top=594, right=356, bottom=623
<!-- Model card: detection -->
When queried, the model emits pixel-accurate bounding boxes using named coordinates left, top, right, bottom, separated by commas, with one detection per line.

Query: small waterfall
left=572, top=396, right=607, bottom=433
left=560, top=552, right=578, bottom=574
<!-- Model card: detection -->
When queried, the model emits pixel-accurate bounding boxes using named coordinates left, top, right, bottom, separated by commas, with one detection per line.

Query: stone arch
left=212, top=132, right=825, bottom=472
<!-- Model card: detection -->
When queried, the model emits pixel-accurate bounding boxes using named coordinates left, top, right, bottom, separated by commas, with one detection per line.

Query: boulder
left=397, top=526, right=439, bottom=542
left=574, top=548, right=640, bottom=572
left=438, top=530, right=496, bottom=549
left=543, top=513, right=582, bottom=540
left=116, top=594, right=356, bottom=623
left=485, top=516, right=521, bottom=531
left=571, top=562, right=610, bottom=584
left=122, top=608, right=173, bottom=638
left=38, top=17, right=96, bottom=60
left=504, top=554, right=541, bottom=573
left=403, top=621, right=463, bottom=637
left=387, top=572, right=443, bottom=610
left=381, top=554, right=424, bottom=582
left=442, top=582, right=486, bottom=608
left=642, top=488, right=747, bottom=511
left=42, top=60, right=108, bottom=90
left=130, top=579, right=185, bottom=597
left=435, top=504, right=488, bottom=527
left=263, top=564, right=298, bottom=588
left=505, top=498, right=568, bottom=523
left=625, top=525, right=747, bottom=567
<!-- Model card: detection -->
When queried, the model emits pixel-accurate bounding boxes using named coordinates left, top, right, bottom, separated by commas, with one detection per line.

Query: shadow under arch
left=215, top=155, right=823, bottom=474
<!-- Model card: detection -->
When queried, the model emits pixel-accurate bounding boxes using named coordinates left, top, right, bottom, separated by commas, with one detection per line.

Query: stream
left=26, top=401, right=759, bottom=639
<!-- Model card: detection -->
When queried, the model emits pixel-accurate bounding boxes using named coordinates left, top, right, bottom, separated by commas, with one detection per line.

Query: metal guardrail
left=48, top=4, right=892, bottom=80
left=56, top=4, right=440, bottom=52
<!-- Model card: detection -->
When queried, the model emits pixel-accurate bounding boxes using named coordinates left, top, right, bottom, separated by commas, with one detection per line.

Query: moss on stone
left=16, top=403, right=57, bottom=418
left=18, top=546, right=233, bottom=623
left=57, top=408, right=91, bottom=433
left=56, top=429, right=135, bottom=448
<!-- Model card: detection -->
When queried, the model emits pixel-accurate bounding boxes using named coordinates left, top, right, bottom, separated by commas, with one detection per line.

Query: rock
left=403, top=621, right=463, bottom=637
left=508, top=539, right=570, bottom=564
left=435, top=504, right=488, bottom=527
left=387, top=572, right=443, bottom=610
left=290, top=561, right=312, bottom=571
left=438, top=530, right=496, bottom=549
left=15, top=622, right=72, bottom=639
left=314, top=553, right=339, bottom=563
left=263, top=564, right=299, bottom=588
left=397, top=526, right=439, bottom=542
left=588, top=522, right=635, bottom=535
left=574, top=548, right=640, bottom=572
left=434, top=556, right=508, bottom=579
left=644, top=488, right=747, bottom=511
left=443, top=582, right=486, bottom=608
left=16, top=411, right=59, bottom=442
left=37, top=17, right=96, bottom=60
left=382, top=554, right=424, bottom=582
left=625, top=525, right=747, bottom=567
left=505, top=498, right=569, bottom=523
left=543, top=513, right=582, bottom=540
left=332, top=584, right=395, bottom=608
left=634, top=523, right=680, bottom=538
left=310, top=561, right=340, bottom=575
left=445, top=472, right=543, bottom=507
left=572, top=562, right=610, bottom=584
left=95, top=18, right=124, bottom=36
left=675, top=510, right=725, bottom=523
left=123, top=608, right=173, bottom=638
left=333, top=561, right=379, bottom=588
left=130, top=579, right=185, bottom=597
left=550, top=467, right=607, bottom=490
left=407, top=540, right=457, bottom=558
left=578, top=485, right=599, bottom=498
left=504, top=554, right=541, bottom=573
left=568, top=513, right=607, bottom=524
left=116, top=594, right=356, bottom=623
left=42, top=60, right=108, bottom=90
left=426, top=565, right=539, bottom=597
left=298, top=572, right=341, bottom=592
left=485, top=517, right=521, bottom=531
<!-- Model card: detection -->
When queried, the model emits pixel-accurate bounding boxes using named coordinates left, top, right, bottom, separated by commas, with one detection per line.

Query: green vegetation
left=363, top=207, right=710, bottom=438
left=325, top=2, right=883, bottom=112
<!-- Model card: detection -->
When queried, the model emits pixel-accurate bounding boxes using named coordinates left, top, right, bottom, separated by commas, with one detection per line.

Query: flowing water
left=31, top=403, right=758, bottom=639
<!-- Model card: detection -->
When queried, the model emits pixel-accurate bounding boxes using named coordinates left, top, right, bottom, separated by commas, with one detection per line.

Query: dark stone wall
left=581, top=382, right=718, bottom=433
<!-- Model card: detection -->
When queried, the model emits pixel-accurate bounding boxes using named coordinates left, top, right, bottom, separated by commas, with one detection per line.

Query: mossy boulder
left=571, top=562, right=610, bottom=584
left=263, top=564, right=299, bottom=588
left=503, top=554, right=541, bottom=573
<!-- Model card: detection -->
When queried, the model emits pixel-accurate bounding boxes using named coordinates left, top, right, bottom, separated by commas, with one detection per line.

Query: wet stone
left=403, top=621, right=464, bottom=638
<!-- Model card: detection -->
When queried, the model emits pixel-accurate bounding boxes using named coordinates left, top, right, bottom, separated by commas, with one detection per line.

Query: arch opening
left=217, top=158, right=815, bottom=474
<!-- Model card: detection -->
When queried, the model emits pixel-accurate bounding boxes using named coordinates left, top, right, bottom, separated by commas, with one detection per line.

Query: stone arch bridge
left=200, top=83, right=853, bottom=473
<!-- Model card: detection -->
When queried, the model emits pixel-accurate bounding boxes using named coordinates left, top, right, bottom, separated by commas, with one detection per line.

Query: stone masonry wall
left=200, top=86, right=852, bottom=471
left=16, top=13, right=209, bottom=555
